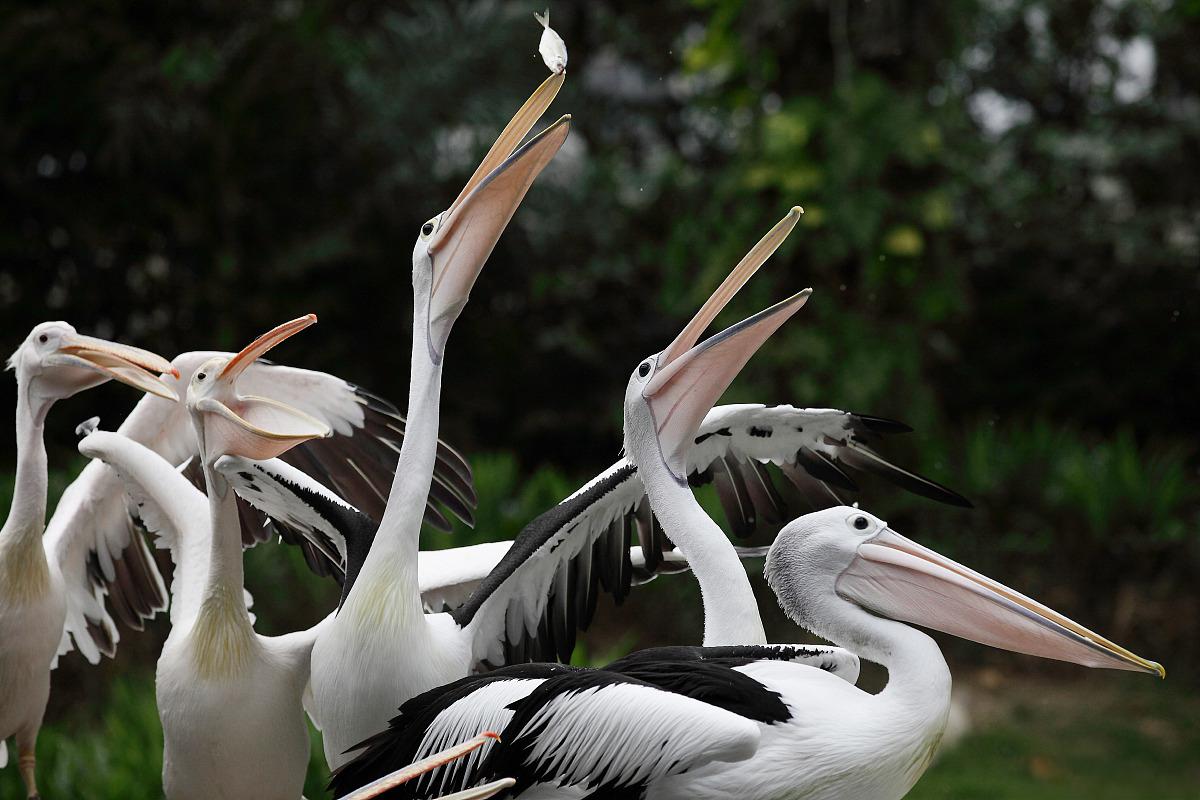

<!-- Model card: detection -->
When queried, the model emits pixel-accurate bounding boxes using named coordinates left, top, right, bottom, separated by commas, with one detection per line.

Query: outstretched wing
left=68, top=431, right=212, bottom=631
left=47, top=351, right=477, bottom=662
left=44, top=457, right=170, bottom=664
left=684, top=404, right=971, bottom=539
left=448, top=405, right=965, bottom=671
left=225, top=404, right=964, bottom=672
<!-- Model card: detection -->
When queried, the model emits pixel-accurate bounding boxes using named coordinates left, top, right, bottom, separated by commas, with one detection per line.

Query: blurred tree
left=2, top=3, right=1199, bottom=795
left=0, top=0, right=1196, bottom=664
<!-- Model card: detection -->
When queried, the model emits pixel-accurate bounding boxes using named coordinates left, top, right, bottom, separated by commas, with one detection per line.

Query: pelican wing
left=67, top=431, right=212, bottom=633
left=234, top=362, right=477, bottom=531
left=683, top=404, right=971, bottom=538
left=452, top=461, right=656, bottom=668
left=451, top=406, right=963, bottom=670
left=330, top=664, right=758, bottom=800
left=46, top=351, right=477, bottom=662
left=43, top=457, right=170, bottom=664
left=214, top=456, right=374, bottom=606
left=604, top=643, right=862, bottom=686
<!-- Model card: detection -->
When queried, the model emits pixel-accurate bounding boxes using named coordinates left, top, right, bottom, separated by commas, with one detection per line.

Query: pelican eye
left=421, top=222, right=435, bottom=236
left=196, top=372, right=206, bottom=381
left=638, top=361, right=651, bottom=378
left=853, top=516, right=869, bottom=530
left=38, top=334, right=48, bottom=344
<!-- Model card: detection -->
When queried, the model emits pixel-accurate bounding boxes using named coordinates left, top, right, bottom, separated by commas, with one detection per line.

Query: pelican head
left=7, top=321, right=177, bottom=411
left=765, top=506, right=1165, bottom=677
left=623, top=208, right=807, bottom=484
left=411, top=73, right=570, bottom=364
left=186, top=315, right=331, bottom=465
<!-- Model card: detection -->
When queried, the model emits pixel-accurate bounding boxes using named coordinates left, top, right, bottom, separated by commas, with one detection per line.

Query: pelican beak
left=645, top=290, right=811, bottom=482
left=196, top=315, right=331, bottom=461
left=334, top=732, right=513, bottom=800
left=47, top=334, right=178, bottom=401
left=642, top=207, right=806, bottom=481
left=218, top=313, right=317, bottom=382
left=656, top=207, right=803, bottom=368
left=443, top=73, right=565, bottom=219
left=836, top=527, right=1166, bottom=678
left=425, top=74, right=570, bottom=361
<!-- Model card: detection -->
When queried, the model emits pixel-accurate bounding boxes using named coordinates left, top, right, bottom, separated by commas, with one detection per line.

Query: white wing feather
left=76, top=431, right=212, bottom=628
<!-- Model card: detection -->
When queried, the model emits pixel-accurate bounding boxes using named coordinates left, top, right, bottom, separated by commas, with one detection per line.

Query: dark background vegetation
left=2, top=0, right=1198, bottom=796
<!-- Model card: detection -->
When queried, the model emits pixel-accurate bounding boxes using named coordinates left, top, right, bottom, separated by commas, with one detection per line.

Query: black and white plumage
left=329, top=644, right=856, bottom=800
left=48, top=350, right=475, bottom=664
left=218, top=403, right=965, bottom=667
left=332, top=506, right=1161, bottom=800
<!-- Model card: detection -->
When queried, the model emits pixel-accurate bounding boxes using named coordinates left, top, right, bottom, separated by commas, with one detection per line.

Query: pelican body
left=1, top=322, right=175, bottom=798
left=307, top=74, right=572, bottom=767
left=332, top=506, right=1162, bottom=800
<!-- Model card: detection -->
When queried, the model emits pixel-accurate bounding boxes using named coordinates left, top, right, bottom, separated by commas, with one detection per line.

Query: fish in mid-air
left=535, top=9, right=567, bottom=74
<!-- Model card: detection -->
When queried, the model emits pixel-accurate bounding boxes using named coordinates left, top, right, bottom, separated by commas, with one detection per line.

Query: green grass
left=909, top=676, right=1200, bottom=800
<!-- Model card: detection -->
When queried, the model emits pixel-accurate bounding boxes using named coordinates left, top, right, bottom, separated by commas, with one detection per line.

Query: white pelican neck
left=2, top=378, right=51, bottom=550
left=778, top=565, right=952, bottom=706
left=344, top=299, right=441, bottom=626
left=637, top=455, right=767, bottom=646
left=195, top=455, right=252, bottom=628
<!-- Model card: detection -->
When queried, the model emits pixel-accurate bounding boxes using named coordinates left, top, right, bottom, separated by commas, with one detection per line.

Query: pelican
left=79, top=315, right=347, bottom=799
left=332, top=503, right=1163, bottom=799
left=300, top=72, right=573, bottom=768
left=49, top=349, right=475, bottom=667
left=0, top=322, right=176, bottom=799
left=328, top=267, right=1161, bottom=799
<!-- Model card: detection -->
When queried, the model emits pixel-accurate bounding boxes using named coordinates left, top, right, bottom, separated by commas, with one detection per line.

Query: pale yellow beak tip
left=790, top=205, right=804, bottom=217
left=1152, top=661, right=1166, bottom=679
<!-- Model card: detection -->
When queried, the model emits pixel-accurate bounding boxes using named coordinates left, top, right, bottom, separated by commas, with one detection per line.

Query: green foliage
left=18, top=676, right=163, bottom=800
left=1, top=0, right=1197, bottom=795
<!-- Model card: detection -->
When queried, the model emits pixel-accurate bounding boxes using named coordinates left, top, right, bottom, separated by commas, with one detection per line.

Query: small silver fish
left=535, top=9, right=567, bottom=74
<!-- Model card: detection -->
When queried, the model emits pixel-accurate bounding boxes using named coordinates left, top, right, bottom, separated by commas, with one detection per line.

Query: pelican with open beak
left=418, top=72, right=568, bottom=362
left=621, top=207, right=812, bottom=648
left=186, top=313, right=331, bottom=465
left=113, top=314, right=341, bottom=799
left=2, top=321, right=175, bottom=800
left=304, top=71, right=574, bottom=768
